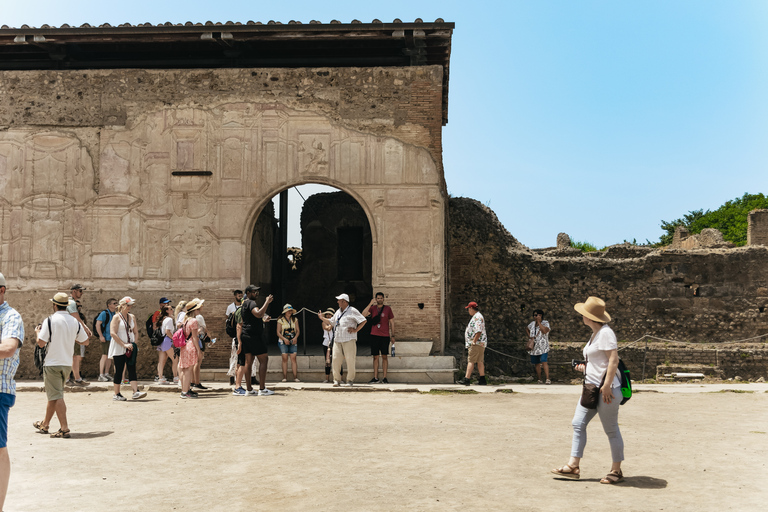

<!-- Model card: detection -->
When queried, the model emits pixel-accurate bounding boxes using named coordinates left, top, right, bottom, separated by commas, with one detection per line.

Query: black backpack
left=225, top=306, right=241, bottom=338
left=92, top=309, right=109, bottom=337
left=146, top=312, right=156, bottom=339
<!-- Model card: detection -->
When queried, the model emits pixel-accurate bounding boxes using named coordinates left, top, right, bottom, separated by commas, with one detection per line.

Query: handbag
left=526, top=323, right=537, bottom=351
left=579, top=333, right=605, bottom=409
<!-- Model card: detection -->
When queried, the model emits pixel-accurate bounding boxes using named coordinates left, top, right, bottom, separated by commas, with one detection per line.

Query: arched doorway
left=249, top=184, right=373, bottom=355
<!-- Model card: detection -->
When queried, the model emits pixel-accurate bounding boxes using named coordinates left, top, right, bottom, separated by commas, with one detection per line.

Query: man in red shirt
left=362, top=292, right=395, bottom=384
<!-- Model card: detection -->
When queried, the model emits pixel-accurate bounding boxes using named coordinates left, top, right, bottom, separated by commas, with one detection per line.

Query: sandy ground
left=4, top=384, right=768, bottom=512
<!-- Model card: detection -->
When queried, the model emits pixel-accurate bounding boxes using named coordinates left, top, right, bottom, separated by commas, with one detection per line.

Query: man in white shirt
left=225, top=289, right=243, bottom=318
left=318, top=293, right=366, bottom=387
left=34, top=292, right=89, bottom=438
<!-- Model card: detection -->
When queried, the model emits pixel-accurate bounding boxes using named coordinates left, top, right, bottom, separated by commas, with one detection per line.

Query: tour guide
left=319, top=294, right=366, bottom=387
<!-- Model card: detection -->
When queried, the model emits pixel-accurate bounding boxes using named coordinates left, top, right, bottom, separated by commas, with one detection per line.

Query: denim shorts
left=530, top=353, right=548, bottom=364
left=0, top=393, right=16, bottom=448
left=279, top=342, right=298, bottom=354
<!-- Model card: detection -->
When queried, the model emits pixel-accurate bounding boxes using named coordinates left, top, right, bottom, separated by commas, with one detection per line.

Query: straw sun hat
left=281, top=304, right=297, bottom=315
left=186, top=298, right=205, bottom=313
left=574, top=296, right=611, bottom=323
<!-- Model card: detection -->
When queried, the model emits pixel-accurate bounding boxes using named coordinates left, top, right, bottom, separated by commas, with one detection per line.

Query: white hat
left=118, top=296, right=137, bottom=307
left=0, top=273, right=5, bottom=287
left=335, top=293, right=350, bottom=302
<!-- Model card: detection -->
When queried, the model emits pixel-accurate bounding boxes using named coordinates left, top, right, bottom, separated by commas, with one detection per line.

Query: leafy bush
left=658, top=193, right=768, bottom=246
left=570, top=240, right=598, bottom=252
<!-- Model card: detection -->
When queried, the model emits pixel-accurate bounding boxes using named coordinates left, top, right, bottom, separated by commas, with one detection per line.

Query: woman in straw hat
left=178, top=299, right=204, bottom=399
left=277, top=304, right=300, bottom=382
left=108, top=297, right=147, bottom=401
left=551, top=296, right=624, bottom=484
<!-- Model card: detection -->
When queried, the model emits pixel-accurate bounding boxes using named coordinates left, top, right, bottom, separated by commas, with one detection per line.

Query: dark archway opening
left=250, top=189, right=373, bottom=355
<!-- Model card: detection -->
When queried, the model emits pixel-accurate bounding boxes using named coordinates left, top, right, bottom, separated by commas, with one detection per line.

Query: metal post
left=301, top=309, right=306, bottom=355
left=641, top=338, right=648, bottom=382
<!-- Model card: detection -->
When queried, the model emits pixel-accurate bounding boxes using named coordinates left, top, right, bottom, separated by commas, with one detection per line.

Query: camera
left=571, top=359, right=586, bottom=368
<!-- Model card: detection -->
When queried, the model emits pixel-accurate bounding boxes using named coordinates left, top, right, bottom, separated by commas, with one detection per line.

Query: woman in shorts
left=277, top=304, right=300, bottom=382
left=155, top=303, right=178, bottom=384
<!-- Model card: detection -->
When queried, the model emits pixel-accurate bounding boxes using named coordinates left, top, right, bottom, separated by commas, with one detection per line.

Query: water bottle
left=390, top=344, right=396, bottom=357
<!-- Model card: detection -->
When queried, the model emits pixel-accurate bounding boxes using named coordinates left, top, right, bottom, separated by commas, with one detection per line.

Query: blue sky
left=4, top=1, right=767, bottom=248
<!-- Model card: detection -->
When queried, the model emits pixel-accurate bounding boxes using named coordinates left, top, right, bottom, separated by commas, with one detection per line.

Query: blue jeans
left=570, top=384, right=624, bottom=462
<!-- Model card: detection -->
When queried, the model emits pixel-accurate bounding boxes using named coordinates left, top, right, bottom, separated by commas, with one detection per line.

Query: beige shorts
left=43, top=366, right=70, bottom=401
left=468, top=344, right=485, bottom=364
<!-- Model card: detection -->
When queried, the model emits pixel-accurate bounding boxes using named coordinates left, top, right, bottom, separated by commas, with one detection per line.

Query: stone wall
left=1, top=64, right=449, bottom=375
left=748, top=209, right=768, bottom=246
left=448, top=197, right=768, bottom=380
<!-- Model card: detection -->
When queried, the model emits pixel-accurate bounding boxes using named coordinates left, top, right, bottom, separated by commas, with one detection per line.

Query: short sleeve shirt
left=240, top=299, right=264, bottom=339
left=161, top=317, right=175, bottom=338
left=0, top=301, right=24, bottom=395
left=583, top=324, right=621, bottom=388
left=330, top=306, right=366, bottom=343
left=39, top=311, right=88, bottom=366
left=527, top=320, right=550, bottom=356
left=96, top=309, right=114, bottom=341
left=465, top=312, right=487, bottom=347
left=67, top=298, right=78, bottom=315
left=226, top=302, right=238, bottom=317
left=369, top=305, right=394, bottom=337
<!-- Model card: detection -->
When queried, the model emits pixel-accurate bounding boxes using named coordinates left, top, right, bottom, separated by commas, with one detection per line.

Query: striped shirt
left=0, top=301, right=24, bottom=395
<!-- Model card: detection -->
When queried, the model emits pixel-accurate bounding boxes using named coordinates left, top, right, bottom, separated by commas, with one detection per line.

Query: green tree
left=658, top=193, right=768, bottom=246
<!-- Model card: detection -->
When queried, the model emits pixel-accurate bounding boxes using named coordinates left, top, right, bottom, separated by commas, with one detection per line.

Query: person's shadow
left=69, top=431, right=113, bottom=439
left=555, top=476, right=667, bottom=489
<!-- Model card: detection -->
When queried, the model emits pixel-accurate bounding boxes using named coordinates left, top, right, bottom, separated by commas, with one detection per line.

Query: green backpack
left=617, top=358, right=632, bottom=405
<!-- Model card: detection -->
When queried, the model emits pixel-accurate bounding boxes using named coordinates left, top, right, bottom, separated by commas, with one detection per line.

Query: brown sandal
left=50, top=428, right=71, bottom=439
left=551, top=464, right=580, bottom=479
left=600, top=469, right=623, bottom=484
left=32, top=421, right=49, bottom=434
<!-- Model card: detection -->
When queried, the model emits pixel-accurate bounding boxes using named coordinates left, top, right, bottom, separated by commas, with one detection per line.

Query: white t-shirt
left=161, top=316, right=175, bottom=338
left=196, top=314, right=207, bottom=335
left=176, top=311, right=186, bottom=328
left=226, top=302, right=239, bottom=317
left=38, top=311, right=89, bottom=367
left=583, top=324, right=621, bottom=388
left=322, top=327, right=333, bottom=347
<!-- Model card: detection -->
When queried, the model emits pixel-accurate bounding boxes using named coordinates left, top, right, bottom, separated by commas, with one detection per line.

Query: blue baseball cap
left=159, top=297, right=171, bottom=304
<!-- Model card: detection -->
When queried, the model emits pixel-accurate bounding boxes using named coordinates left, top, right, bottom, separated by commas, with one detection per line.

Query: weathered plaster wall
left=1, top=66, right=448, bottom=378
left=448, top=197, right=768, bottom=380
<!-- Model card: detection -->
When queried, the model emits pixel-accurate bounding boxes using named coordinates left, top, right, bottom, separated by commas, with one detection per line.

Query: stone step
left=201, top=355, right=457, bottom=384
left=656, top=364, right=723, bottom=381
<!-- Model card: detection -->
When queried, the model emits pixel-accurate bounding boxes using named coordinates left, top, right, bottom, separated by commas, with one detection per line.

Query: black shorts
left=237, top=348, right=246, bottom=367
left=241, top=333, right=267, bottom=356
left=370, top=335, right=391, bottom=356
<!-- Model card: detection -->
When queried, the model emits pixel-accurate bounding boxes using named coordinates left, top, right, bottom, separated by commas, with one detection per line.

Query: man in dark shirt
left=239, top=284, right=273, bottom=396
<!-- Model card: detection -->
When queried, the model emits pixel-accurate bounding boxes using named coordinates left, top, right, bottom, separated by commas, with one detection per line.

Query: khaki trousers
left=332, top=340, right=357, bottom=383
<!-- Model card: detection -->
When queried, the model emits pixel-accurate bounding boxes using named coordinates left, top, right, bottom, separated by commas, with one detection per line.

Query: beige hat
left=281, top=304, right=296, bottom=315
left=574, top=296, right=611, bottom=323
left=186, top=298, right=205, bottom=313
left=118, top=296, right=136, bottom=307
left=323, top=307, right=335, bottom=318
left=0, top=273, right=6, bottom=287
left=51, top=292, right=69, bottom=307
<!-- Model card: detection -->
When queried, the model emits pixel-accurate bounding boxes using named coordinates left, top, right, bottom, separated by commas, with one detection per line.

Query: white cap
left=0, top=273, right=5, bottom=287
left=335, top=293, right=350, bottom=302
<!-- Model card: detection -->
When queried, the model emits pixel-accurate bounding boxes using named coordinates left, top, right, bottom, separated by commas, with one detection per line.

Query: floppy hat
left=282, top=304, right=296, bottom=315
left=186, top=298, right=205, bottom=313
left=118, top=296, right=136, bottom=306
left=51, top=292, right=69, bottom=307
left=574, top=296, right=611, bottom=323
left=335, top=293, right=350, bottom=302
left=465, top=301, right=478, bottom=309
left=323, top=308, right=335, bottom=317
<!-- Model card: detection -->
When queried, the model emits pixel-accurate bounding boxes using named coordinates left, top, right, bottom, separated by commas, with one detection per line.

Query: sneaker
left=281, top=378, right=287, bottom=382
left=196, top=383, right=208, bottom=390
left=346, top=382, right=354, bottom=387
left=105, top=373, right=113, bottom=380
left=538, top=380, right=543, bottom=384
left=97, top=375, right=109, bottom=382
left=232, top=387, right=246, bottom=396
left=368, top=378, right=380, bottom=384
left=132, top=391, right=147, bottom=400
left=294, top=378, right=301, bottom=383
left=545, top=379, right=552, bottom=385
left=478, top=376, right=487, bottom=386
left=74, top=379, right=89, bottom=386
left=112, top=394, right=126, bottom=401
left=247, top=389, right=259, bottom=396
left=457, top=377, right=471, bottom=386
left=153, top=376, right=160, bottom=382
left=187, top=390, right=199, bottom=398
left=66, top=379, right=75, bottom=386
left=382, top=378, right=389, bottom=384
left=180, top=392, right=189, bottom=399
left=122, top=379, right=130, bottom=385
left=333, top=381, right=341, bottom=387
left=258, top=388, right=275, bottom=396
left=173, top=376, right=179, bottom=383
left=158, top=377, right=169, bottom=385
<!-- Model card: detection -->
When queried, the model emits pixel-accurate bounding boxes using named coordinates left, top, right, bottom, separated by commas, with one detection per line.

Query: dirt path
left=5, top=388, right=768, bottom=511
